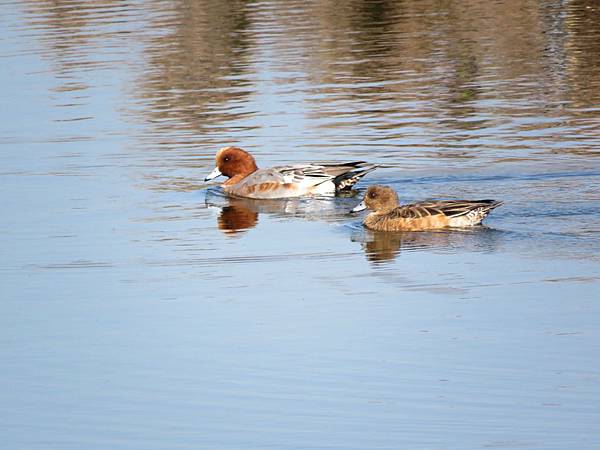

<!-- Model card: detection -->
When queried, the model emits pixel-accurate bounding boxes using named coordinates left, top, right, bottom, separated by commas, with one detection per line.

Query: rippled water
left=2, top=1, right=600, bottom=449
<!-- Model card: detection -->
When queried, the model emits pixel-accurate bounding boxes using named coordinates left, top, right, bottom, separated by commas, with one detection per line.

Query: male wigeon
left=351, top=185, right=502, bottom=231
left=204, top=146, right=378, bottom=199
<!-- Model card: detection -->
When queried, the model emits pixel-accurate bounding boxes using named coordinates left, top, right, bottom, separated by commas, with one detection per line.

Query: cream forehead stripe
left=216, top=146, right=236, bottom=160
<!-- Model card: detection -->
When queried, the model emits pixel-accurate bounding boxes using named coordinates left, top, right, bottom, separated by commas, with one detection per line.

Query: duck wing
left=274, top=165, right=335, bottom=184
left=228, top=162, right=378, bottom=198
left=226, top=166, right=335, bottom=198
left=277, top=161, right=378, bottom=190
left=392, top=200, right=503, bottom=220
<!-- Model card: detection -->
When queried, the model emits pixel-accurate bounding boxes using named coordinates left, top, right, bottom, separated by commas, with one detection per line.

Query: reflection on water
left=16, top=0, right=600, bottom=164
left=20, top=0, right=142, bottom=124
left=134, top=0, right=255, bottom=150
left=3, top=0, right=600, bottom=449
left=352, top=227, right=502, bottom=263
left=217, top=203, right=259, bottom=235
left=205, top=188, right=360, bottom=235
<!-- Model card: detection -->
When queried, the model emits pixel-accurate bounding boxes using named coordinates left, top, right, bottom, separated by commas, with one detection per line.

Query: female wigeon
left=351, top=185, right=502, bottom=231
left=205, top=146, right=378, bottom=199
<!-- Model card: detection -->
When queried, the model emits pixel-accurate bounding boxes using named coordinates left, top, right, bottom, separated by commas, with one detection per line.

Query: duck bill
left=351, top=201, right=367, bottom=213
left=204, top=167, right=222, bottom=181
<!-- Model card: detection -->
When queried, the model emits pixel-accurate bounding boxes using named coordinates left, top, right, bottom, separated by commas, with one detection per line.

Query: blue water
left=1, top=1, right=600, bottom=449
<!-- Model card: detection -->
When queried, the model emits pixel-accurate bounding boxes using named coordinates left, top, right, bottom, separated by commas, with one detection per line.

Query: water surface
left=2, top=1, right=600, bottom=449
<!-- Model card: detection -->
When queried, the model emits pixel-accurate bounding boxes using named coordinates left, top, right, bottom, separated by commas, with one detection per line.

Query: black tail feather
left=334, top=164, right=379, bottom=191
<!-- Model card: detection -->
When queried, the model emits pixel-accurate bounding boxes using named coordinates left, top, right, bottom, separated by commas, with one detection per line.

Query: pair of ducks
left=205, top=146, right=502, bottom=231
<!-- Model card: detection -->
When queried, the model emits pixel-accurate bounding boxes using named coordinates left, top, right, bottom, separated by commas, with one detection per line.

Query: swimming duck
left=204, top=146, right=378, bottom=199
left=351, top=185, right=502, bottom=231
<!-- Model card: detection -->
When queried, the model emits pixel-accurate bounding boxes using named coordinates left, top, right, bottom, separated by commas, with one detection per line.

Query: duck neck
left=377, top=205, right=397, bottom=214
left=224, top=160, right=258, bottom=185
left=224, top=174, right=249, bottom=185
left=375, top=201, right=399, bottom=214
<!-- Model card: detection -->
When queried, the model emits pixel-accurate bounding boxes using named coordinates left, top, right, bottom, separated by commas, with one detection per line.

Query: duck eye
left=224, top=156, right=231, bottom=162
left=369, top=192, right=377, bottom=199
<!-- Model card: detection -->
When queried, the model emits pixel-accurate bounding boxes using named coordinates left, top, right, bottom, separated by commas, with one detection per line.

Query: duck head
left=205, top=146, right=259, bottom=182
left=351, top=185, right=399, bottom=213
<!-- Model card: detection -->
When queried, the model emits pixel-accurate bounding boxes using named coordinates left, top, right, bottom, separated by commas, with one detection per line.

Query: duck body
left=205, top=147, right=377, bottom=199
left=353, top=186, right=502, bottom=231
left=364, top=199, right=503, bottom=231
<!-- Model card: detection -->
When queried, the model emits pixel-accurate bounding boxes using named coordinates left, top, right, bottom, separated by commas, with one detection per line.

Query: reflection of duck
left=361, top=231, right=405, bottom=262
left=353, top=227, right=502, bottom=263
left=217, top=204, right=258, bottom=235
left=205, top=188, right=358, bottom=235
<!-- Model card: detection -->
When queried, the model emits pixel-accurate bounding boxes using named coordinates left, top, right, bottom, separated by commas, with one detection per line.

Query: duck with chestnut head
left=205, top=146, right=378, bottom=199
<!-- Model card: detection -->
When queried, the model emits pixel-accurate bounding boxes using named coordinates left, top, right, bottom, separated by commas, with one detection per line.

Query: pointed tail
left=333, top=163, right=379, bottom=191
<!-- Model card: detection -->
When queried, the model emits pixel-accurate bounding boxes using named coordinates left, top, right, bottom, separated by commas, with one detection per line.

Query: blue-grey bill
left=204, top=167, right=222, bottom=181
left=351, top=200, right=367, bottom=213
